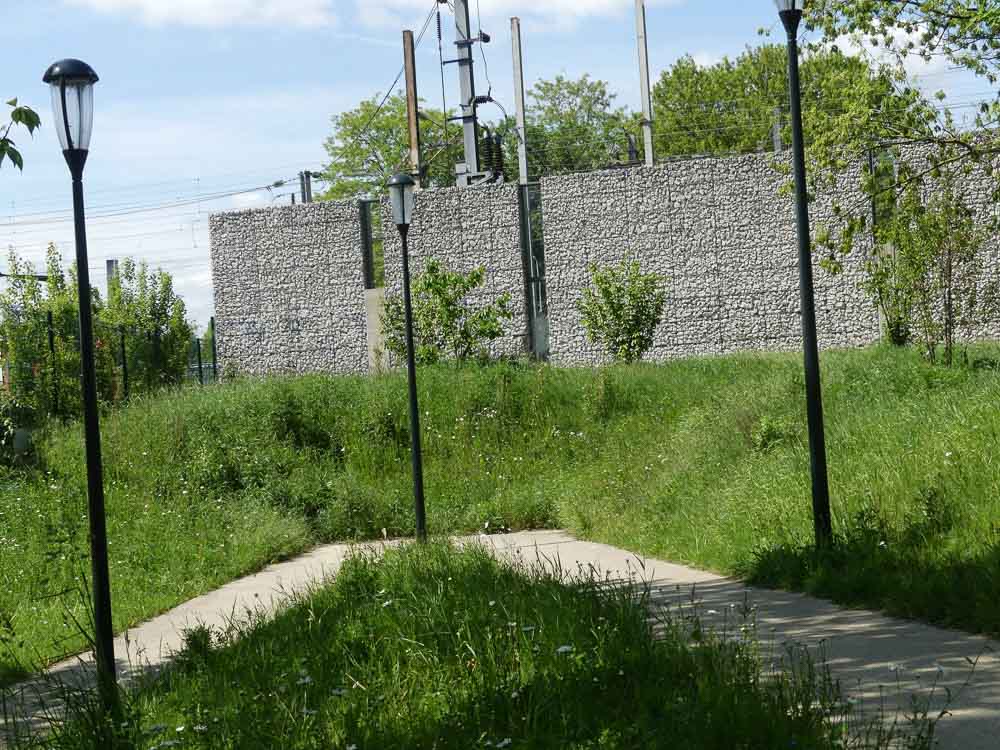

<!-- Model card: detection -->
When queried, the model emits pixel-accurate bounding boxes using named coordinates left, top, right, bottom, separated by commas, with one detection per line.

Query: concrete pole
left=635, top=0, right=655, bottom=166
left=403, top=29, right=423, bottom=187
left=454, top=0, right=481, bottom=184
left=511, top=17, right=529, bottom=185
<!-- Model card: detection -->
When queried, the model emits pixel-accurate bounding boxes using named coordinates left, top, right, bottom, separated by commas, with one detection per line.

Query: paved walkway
left=4, top=531, right=998, bottom=748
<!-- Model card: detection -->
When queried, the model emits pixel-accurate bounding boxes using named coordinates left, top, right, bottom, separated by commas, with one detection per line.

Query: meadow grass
left=2, top=344, right=1000, bottom=681
left=4, top=544, right=931, bottom=749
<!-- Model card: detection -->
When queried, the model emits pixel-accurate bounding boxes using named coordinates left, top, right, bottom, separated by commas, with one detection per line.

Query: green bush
left=577, top=260, right=666, bottom=363
left=381, top=260, right=513, bottom=365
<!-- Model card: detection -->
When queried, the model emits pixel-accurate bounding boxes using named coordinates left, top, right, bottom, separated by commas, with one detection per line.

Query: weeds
left=4, top=345, right=1000, bottom=682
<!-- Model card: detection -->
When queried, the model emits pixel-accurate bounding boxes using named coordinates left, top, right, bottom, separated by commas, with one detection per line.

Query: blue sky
left=1, top=0, right=987, bottom=327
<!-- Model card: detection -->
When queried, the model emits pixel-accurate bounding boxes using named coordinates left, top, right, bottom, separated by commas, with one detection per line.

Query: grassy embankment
left=2, top=344, right=999, bottom=681
left=8, top=544, right=926, bottom=750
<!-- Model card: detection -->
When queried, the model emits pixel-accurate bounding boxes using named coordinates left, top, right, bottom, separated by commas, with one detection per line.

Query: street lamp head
left=775, top=0, right=804, bottom=35
left=43, top=59, right=99, bottom=154
left=388, top=173, right=416, bottom=229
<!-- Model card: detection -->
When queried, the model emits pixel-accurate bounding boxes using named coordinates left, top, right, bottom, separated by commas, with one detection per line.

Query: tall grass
left=4, top=544, right=932, bottom=749
left=2, top=345, right=999, bottom=681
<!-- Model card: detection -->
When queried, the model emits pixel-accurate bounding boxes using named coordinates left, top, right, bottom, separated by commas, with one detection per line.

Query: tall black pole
left=210, top=316, right=218, bottom=382
left=196, top=337, right=204, bottom=386
left=399, top=227, right=427, bottom=541
left=47, top=309, right=58, bottom=415
left=781, top=8, right=833, bottom=548
left=65, top=149, right=118, bottom=707
left=119, top=325, right=129, bottom=401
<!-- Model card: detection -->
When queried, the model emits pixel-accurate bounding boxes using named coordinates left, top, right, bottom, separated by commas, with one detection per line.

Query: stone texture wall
left=541, top=153, right=880, bottom=365
left=381, top=182, right=527, bottom=359
left=209, top=200, right=369, bottom=376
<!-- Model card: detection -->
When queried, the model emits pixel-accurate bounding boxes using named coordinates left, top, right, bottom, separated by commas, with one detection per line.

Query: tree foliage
left=651, top=45, right=913, bottom=158
left=321, top=75, right=640, bottom=196
left=1, top=98, right=40, bottom=171
left=577, top=260, right=666, bottom=364
left=0, top=246, right=193, bottom=425
left=865, top=165, right=995, bottom=364
left=519, top=74, right=637, bottom=178
left=381, top=260, right=512, bottom=366
left=320, top=93, right=462, bottom=200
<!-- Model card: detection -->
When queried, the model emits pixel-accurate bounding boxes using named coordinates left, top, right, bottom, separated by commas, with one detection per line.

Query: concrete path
left=4, top=531, right=998, bottom=749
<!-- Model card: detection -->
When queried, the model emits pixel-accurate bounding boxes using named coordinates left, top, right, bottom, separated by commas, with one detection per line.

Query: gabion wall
left=381, top=182, right=527, bottom=360
left=540, top=153, right=880, bottom=365
left=209, top=200, right=369, bottom=376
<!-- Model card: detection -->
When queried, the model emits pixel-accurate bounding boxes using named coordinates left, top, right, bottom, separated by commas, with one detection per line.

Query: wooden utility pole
left=634, top=0, right=654, bottom=166
left=403, top=29, right=423, bottom=186
left=511, top=17, right=529, bottom=185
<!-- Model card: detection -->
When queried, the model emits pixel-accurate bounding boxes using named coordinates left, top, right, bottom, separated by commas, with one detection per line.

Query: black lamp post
left=776, top=1, right=833, bottom=548
left=43, top=59, right=118, bottom=704
left=388, top=173, right=427, bottom=542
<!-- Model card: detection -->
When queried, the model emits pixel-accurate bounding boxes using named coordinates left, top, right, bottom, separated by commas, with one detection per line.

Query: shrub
left=0, top=391, right=32, bottom=465
left=381, top=259, right=513, bottom=365
left=577, top=260, right=666, bottom=363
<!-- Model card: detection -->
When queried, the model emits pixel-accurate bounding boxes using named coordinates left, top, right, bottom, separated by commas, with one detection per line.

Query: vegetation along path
left=3, top=531, right=997, bottom=749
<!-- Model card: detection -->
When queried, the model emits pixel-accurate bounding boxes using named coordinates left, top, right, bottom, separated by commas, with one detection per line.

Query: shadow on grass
left=744, top=518, right=1000, bottom=638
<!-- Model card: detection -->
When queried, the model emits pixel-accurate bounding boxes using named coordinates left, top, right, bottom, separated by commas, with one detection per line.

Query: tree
left=1, top=99, right=40, bottom=171
left=651, top=45, right=913, bottom=158
left=519, top=74, right=638, bottom=178
left=380, top=260, right=512, bottom=365
left=864, top=165, right=994, bottom=364
left=802, top=2, right=1000, bottom=238
left=104, top=258, right=194, bottom=391
left=321, top=74, right=640, bottom=197
left=0, top=247, right=193, bottom=423
left=0, top=245, right=115, bottom=420
left=577, top=260, right=666, bottom=364
left=320, top=93, right=462, bottom=200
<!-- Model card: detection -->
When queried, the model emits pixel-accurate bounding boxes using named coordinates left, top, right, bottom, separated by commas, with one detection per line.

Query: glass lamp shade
left=42, top=59, right=99, bottom=152
left=774, top=0, right=804, bottom=10
left=388, top=173, right=416, bottom=227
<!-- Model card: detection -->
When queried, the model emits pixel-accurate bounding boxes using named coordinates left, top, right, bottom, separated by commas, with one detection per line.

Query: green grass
left=3, top=344, right=1000, bottom=682
left=6, top=544, right=927, bottom=749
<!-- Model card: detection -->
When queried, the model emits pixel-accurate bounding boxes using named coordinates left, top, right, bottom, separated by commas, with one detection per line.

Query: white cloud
left=64, top=0, right=337, bottom=28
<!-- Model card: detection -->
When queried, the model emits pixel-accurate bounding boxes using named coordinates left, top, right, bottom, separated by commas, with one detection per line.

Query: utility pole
left=634, top=0, right=655, bottom=166
left=772, top=107, right=784, bottom=152
left=453, top=0, right=483, bottom=186
left=511, top=17, right=529, bottom=185
left=105, top=258, right=118, bottom=298
left=403, top=29, right=423, bottom=186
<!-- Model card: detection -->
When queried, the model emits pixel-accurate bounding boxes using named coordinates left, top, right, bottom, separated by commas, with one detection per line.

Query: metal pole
left=196, top=337, right=204, bottom=386
left=210, top=316, right=218, bottom=382
left=635, top=0, right=655, bottom=166
left=119, top=325, right=128, bottom=401
left=454, top=0, right=481, bottom=185
left=65, top=150, right=117, bottom=706
left=403, top=30, right=423, bottom=186
left=781, top=9, right=833, bottom=548
left=305, top=171, right=313, bottom=203
left=511, top=17, right=530, bottom=185
left=47, top=309, right=58, bottom=415
left=399, top=226, right=427, bottom=541
left=299, top=172, right=307, bottom=204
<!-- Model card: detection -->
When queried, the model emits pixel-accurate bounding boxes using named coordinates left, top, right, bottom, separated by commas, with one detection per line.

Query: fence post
left=119, top=325, right=129, bottom=401
left=210, top=316, right=218, bottom=382
left=195, top=338, right=204, bottom=386
left=47, top=310, right=58, bottom=415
